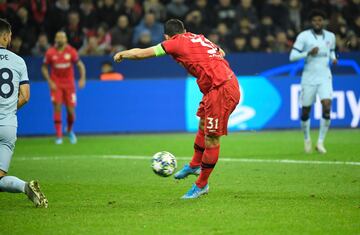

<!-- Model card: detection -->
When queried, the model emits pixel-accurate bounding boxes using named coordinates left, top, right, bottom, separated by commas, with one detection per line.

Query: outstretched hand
left=113, top=52, right=124, bottom=63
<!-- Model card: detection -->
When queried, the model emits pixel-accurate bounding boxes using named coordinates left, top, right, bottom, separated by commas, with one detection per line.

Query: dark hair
left=164, top=19, right=185, bottom=37
left=0, top=18, right=11, bottom=34
left=308, top=9, right=326, bottom=20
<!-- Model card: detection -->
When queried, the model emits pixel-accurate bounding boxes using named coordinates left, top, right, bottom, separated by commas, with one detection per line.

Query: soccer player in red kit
left=114, top=19, right=240, bottom=199
left=41, top=31, right=86, bottom=144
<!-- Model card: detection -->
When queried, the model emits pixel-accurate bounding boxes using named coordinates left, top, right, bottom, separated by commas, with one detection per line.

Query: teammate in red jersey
left=114, top=19, right=240, bottom=199
left=41, top=31, right=86, bottom=144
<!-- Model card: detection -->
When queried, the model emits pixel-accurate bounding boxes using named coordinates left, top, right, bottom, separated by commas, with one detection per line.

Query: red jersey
left=44, top=45, right=79, bottom=88
left=162, top=32, right=235, bottom=94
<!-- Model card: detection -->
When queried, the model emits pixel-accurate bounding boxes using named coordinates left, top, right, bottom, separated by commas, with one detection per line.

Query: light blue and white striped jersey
left=290, top=29, right=336, bottom=85
left=0, top=47, right=29, bottom=127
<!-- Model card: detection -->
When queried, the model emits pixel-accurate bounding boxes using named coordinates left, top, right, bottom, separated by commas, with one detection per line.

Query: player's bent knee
left=301, top=112, right=310, bottom=121
left=321, top=101, right=331, bottom=120
left=66, top=107, right=75, bottom=114
left=301, top=106, right=311, bottom=121
left=53, top=103, right=62, bottom=112
left=205, top=135, right=220, bottom=148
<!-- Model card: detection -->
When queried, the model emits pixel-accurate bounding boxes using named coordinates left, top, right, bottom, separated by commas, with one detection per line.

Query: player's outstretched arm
left=113, top=47, right=159, bottom=63
left=17, top=83, right=30, bottom=109
left=76, top=60, right=86, bottom=89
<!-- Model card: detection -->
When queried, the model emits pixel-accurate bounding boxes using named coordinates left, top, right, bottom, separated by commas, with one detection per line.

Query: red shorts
left=197, top=78, right=240, bottom=136
left=50, top=86, right=76, bottom=107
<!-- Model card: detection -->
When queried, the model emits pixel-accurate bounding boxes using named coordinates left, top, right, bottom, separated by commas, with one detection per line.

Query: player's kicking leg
left=181, top=135, right=219, bottom=199
left=180, top=78, right=240, bottom=199
left=301, top=106, right=312, bottom=153
left=174, top=119, right=204, bottom=179
left=316, top=99, right=331, bottom=154
left=65, top=105, right=77, bottom=144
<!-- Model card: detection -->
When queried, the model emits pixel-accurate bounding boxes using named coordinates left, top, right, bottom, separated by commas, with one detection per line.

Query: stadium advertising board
left=18, top=56, right=360, bottom=135
left=185, top=74, right=360, bottom=132
left=18, top=74, right=359, bottom=135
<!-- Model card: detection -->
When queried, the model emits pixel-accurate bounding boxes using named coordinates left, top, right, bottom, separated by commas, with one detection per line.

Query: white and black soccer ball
left=151, top=151, right=177, bottom=177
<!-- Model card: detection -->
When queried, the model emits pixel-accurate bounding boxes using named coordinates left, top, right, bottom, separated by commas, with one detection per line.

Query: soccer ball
left=151, top=151, right=177, bottom=177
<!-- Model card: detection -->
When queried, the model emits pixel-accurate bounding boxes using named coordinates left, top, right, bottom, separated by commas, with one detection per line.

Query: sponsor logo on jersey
left=64, top=53, right=71, bottom=60
left=54, top=63, right=71, bottom=69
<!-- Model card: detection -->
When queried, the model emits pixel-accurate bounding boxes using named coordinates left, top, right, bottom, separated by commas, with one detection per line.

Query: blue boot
left=181, top=184, right=209, bottom=199
left=174, top=164, right=200, bottom=179
left=68, top=131, right=77, bottom=144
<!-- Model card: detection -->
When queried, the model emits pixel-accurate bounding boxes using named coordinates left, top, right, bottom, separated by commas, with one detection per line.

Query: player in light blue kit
left=0, top=18, right=48, bottom=207
left=290, top=10, right=337, bottom=154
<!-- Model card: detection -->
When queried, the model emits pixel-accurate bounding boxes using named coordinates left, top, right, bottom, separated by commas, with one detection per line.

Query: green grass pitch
left=1, top=129, right=360, bottom=235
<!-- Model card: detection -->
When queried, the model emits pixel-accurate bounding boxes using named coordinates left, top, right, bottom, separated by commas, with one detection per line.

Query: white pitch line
left=13, top=155, right=360, bottom=166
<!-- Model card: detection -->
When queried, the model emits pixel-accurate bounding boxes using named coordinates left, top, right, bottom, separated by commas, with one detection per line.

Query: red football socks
left=54, top=112, right=62, bottom=138
left=67, top=113, right=75, bottom=132
left=189, top=129, right=205, bottom=168
left=196, top=145, right=220, bottom=188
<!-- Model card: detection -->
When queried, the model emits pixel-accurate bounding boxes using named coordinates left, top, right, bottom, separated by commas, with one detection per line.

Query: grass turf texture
left=1, top=130, right=359, bottom=235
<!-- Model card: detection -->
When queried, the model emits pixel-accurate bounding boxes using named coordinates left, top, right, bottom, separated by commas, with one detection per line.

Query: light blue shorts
left=301, top=81, right=333, bottom=107
left=0, top=126, right=17, bottom=173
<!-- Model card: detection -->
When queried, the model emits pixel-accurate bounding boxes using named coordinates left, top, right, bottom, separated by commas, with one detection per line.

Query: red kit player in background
left=41, top=31, right=86, bottom=144
left=114, top=19, right=240, bottom=199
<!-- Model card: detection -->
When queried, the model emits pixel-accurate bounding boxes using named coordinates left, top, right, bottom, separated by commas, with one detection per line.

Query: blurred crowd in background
left=1, top=0, right=360, bottom=56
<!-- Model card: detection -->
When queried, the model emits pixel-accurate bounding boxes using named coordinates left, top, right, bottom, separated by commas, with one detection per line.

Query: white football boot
left=304, top=139, right=312, bottom=153
left=315, top=141, right=327, bottom=154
